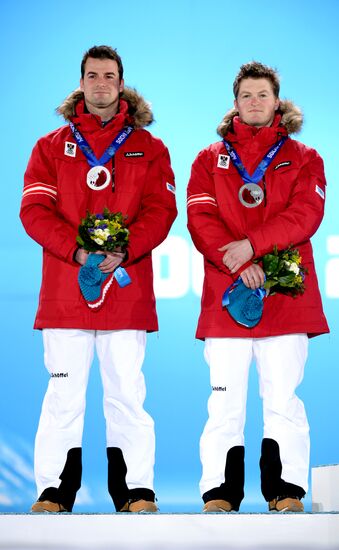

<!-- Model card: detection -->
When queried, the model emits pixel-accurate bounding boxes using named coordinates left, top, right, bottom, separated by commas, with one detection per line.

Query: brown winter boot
left=120, top=499, right=158, bottom=513
left=269, top=496, right=304, bottom=512
left=31, top=500, right=67, bottom=513
left=203, top=499, right=233, bottom=512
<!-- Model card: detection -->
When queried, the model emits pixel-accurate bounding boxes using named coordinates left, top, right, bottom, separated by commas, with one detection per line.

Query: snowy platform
left=0, top=512, right=338, bottom=550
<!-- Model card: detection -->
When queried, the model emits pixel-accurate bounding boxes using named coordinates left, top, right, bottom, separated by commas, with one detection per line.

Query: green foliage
left=256, top=245, right=308, bottom=297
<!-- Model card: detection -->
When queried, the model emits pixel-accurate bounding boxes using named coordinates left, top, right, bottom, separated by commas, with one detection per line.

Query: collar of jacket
left=217, top=99, right=303, bottom=138
left=56, top=86, right=154, bottom=129
left=224, top=114, right=288, bottom=147
left=70, top=98, right=130, bottom=134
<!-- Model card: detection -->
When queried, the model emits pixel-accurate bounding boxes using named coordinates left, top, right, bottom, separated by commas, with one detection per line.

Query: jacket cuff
left=69, top=245, right=81, bottom=265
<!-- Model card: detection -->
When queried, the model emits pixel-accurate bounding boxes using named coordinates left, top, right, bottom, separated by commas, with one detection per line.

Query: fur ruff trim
left=217, top=99, right=303, bottom=137
left=56, top=87, right=153, bottom=128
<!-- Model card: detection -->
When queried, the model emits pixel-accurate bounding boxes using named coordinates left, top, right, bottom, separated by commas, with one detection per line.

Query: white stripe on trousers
left=200, top=334, right=309, bottom=497
left=35, top=329, right=155, bottom=496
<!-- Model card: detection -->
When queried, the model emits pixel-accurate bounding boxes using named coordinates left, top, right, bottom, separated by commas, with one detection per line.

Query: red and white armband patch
left=22, top=182, right=57, bottom=201
left=187, top=193, right=217, bottom=208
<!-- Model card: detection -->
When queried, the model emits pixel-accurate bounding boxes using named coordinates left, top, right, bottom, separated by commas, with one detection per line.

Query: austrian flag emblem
left=64, top=142, right=77, bottom=157
left=217, top=154, right=230, bottom=169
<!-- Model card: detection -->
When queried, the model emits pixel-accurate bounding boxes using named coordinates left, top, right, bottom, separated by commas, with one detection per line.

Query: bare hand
left=95, top=250, right=126, bottom=273
left=74, top=248, right=89, bottom=266
left=218, top=239, right=254, bottom=273
left=240, top=263, right=265, bottom=290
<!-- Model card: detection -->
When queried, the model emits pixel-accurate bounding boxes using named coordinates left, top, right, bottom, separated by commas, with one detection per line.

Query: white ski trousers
left=200, top=334, right=309, bottom=496
left=35, top=329, right=155, bottom=496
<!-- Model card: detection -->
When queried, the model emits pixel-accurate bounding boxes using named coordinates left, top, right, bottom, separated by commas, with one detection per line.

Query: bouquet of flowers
left=76, top=208, right=129, bottom=252
left=223, top=245, right=307, bottom=328
left=260, top=245, right=307, bottom=297
left=76, top=209, right=131, bottom=310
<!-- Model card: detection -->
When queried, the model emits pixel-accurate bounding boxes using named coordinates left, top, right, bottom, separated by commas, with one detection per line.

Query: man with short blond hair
left=187, top=61, right=329, bottom=513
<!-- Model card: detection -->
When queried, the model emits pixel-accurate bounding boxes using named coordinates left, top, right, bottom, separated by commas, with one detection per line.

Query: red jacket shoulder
left=132, top=128, right=169, bottom=154
left=284, top=137, right=323, bottom=163
left=192, top=141, right=225, bottom=167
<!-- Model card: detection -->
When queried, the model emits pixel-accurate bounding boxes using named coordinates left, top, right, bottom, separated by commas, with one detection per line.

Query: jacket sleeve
left=246, top=148, right=326, bottom=257
left=187, top=149, right=251, bottom=277
left=123, top=144, right=177, bottom=265
left=20, top=138, right=78, bottom=264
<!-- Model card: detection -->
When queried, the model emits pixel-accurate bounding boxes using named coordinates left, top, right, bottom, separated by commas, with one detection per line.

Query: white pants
left=35, top=329, right=155, bottom=503
left=200, top=334, right=309, bottom=500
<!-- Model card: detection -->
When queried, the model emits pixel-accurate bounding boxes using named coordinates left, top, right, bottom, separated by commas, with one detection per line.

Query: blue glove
left=78, top=254, right=114, bottom=310
left=222, top=277, right=266, bottom=328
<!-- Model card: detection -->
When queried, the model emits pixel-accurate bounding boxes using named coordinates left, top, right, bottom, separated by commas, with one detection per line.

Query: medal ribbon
left=223, top=136, right=287, bottom=184
left=69, top=122, right=134, bottom=167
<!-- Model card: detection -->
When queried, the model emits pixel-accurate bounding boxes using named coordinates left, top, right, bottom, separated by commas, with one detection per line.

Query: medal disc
left=239, top=183, right=264, bottom=208
left=87, top=166, right=111, bottom=190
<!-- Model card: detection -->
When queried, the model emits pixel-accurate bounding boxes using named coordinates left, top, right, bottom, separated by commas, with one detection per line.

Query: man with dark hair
left=80, top=45, right=124, bottom=80
left=187, top=61, right=328, bottom=513
left=21, top=45, right=177, bottom=513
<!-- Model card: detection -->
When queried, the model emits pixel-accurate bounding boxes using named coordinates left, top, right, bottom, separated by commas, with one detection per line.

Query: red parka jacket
left=187, top=101, right=329, bottom=339
left=21, top=88, right=177, bottom=330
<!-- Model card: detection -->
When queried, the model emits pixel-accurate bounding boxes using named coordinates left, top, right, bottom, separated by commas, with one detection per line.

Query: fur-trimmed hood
left=56, top=86, right=153, bottom=128
left=217, top=99, right=303, bottom=137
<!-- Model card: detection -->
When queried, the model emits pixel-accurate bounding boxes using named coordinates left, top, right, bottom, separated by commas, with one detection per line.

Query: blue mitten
left=222, top=278, right=266, bottom=328
left=78, top=254, right=113, bottom=310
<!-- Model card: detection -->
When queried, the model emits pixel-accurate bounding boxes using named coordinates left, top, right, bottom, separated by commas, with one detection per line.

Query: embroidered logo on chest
left=64, top=142, right=77, bottom=157
left=274, top=161, right=292, bottom=170
left=124, top=152, right=144, bottom=157
left=217, top=154, right=230, bottom=169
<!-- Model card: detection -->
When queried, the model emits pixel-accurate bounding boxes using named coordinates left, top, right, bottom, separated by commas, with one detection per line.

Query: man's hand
left=74, top=248, right=126, bottom=273
left=218, top=239, right=254, bottom=273
left=240, top=263, right=265, bottom=290
left=74, top=248, right=89, bottom=266
left=95, top=250, right=126, bottom=273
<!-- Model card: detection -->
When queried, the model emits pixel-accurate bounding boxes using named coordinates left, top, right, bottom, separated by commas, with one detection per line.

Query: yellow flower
left=109, top=221, right=122, bottom=232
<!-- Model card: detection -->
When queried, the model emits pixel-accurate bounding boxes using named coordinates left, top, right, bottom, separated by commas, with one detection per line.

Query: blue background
left=0, top=0, right=338, bottom=512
